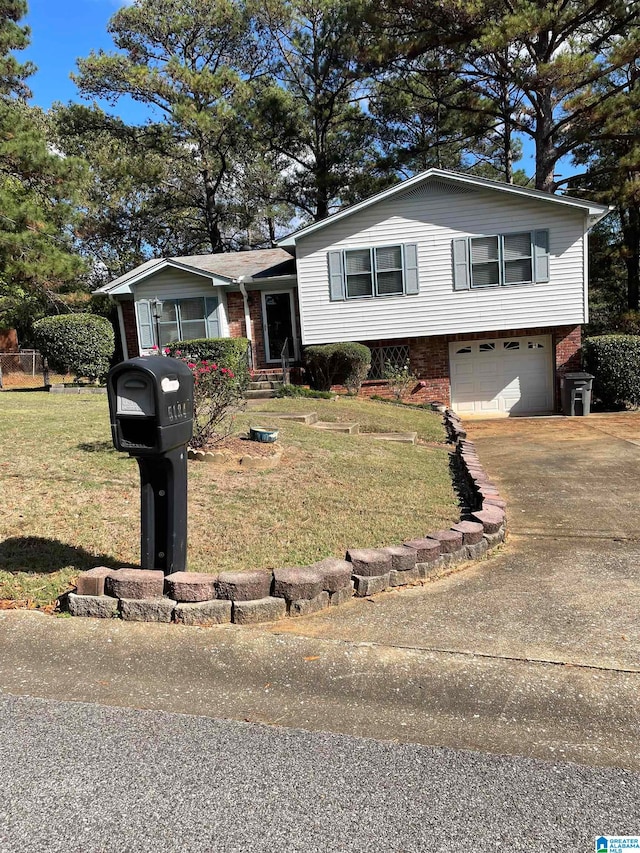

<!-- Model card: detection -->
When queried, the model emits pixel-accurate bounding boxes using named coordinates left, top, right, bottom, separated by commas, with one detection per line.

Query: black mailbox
left=107, top=356, right=194, bottom=575
left=108, top=356, right=193, bottom=455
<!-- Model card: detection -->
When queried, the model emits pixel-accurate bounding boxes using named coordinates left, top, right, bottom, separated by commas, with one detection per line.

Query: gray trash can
left=560, top=372, right=594, bottom=416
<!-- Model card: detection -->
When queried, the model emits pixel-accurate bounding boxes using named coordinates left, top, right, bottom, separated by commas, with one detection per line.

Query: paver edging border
left=68, top=410, right=506, bottom=626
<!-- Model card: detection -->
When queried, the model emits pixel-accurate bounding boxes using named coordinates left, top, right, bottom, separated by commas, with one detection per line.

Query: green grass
left=0, top=392, right=458, bottom=608
left=250, top=395, right=447, bottom=441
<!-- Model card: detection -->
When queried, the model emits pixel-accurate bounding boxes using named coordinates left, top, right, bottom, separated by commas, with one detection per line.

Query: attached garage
left=449, top=335, right=554, bottom=415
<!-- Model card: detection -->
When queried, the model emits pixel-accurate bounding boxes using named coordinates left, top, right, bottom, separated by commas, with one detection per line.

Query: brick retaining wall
left=67, top=412, right=507, bottom=627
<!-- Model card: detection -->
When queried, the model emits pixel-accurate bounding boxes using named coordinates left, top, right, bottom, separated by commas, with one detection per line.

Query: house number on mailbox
left=167, top=401, right=188, bottom=422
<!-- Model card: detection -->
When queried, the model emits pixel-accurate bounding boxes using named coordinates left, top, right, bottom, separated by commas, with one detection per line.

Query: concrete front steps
left=312, top=421, right=359, bottom=434
left=244, top=380, right=283, bottom=400
left=371, top=432, right=418, bottom=444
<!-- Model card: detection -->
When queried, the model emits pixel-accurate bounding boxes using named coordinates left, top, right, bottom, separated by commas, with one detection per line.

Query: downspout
left=236, top=275, right=254, bottom=369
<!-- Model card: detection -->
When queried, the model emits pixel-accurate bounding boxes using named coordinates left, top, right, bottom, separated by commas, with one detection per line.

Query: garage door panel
left=449, top=335, right=552, bottom=416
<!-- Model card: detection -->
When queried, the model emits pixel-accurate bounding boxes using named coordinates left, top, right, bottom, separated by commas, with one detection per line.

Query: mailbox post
left=107, top=356, right=194, bottom=575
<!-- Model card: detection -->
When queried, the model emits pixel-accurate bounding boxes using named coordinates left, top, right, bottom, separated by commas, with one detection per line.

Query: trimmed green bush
left=166, top=338, right=250, bottom=389
left=304, top=342, right=371, bottom=393
left=583, top=335, right=640, bottom=408
left=32, top=314, right=115, bottom=381
left=275, top=384, right=335, bottom=400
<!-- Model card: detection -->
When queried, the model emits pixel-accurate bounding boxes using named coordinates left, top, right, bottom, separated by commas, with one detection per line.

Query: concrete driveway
left=1, top=412, right=639, bottom=771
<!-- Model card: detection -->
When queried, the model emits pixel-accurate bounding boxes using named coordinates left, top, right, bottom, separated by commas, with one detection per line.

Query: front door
left=262, top=291, right=297, bottom=362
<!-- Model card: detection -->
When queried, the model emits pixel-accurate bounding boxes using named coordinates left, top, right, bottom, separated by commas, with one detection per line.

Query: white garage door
left=449, top=335, right=553, bottom=415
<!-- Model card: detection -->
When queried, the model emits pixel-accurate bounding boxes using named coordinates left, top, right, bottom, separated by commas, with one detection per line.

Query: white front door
left=449, top=335, right=553, bottom=415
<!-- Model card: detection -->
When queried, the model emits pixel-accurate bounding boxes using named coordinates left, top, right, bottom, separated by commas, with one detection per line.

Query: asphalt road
left=0, top=691, right=638, bottom=853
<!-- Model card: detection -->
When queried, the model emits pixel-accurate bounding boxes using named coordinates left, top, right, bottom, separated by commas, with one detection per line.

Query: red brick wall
left=226, top=290, right=271, bottom=370
left=354, top=324, right=582, bottom=410
left=552, top=324, right=582, bottom=406
left=120, top=300, right=139, bottom=358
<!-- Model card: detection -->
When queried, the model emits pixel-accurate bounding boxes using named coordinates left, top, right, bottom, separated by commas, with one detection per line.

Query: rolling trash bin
left=560, top=372, right=594, bottom=417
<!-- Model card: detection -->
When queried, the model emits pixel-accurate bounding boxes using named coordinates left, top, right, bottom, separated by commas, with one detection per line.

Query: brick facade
left=356, top=325, right=582, bottom=411
left=226, top=290, right=270, bottom=370
left=121, top=300, right=140, bottom=359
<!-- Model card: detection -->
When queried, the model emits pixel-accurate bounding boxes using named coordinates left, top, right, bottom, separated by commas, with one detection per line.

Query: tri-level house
left=96, top=168, right=611, bottom=416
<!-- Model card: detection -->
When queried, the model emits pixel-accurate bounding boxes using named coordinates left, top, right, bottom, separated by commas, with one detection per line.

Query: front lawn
left=0, top=392, right=458, bottom=608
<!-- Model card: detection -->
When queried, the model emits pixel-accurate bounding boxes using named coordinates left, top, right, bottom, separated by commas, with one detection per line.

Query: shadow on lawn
left=0, top=536, right=123, bottom=574
left=77, top=440, right=117, bottom=453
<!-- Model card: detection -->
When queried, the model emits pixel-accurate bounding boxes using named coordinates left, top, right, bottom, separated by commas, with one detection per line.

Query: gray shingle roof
left=173, top=248, right=295, bottom=279
left=96, top=248, right=296, bottom=294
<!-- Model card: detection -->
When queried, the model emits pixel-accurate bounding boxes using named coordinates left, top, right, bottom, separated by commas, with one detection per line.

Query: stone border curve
left=67, top=410, right=507, bottom=627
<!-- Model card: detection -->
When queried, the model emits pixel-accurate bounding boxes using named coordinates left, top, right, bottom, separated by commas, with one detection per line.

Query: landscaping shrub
left=170, top=356, right=246, bottom=448
left=304, top=342, right=371, bottom=392
left=583, top=335, right=640, bottom=408
left=383, top=358, right=417, bottom=400
left=165, top=337, right=250, bottom=390
left=32, top=314, right=114, bottom=381
left=275, top=384, right=335, bottom=399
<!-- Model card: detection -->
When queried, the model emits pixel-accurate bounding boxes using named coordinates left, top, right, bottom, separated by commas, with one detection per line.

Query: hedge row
left=304, top=342, right=371, bottom=393
left=32, top=314, right=115, bottom=381
left=165, top=338, right=251, bottom=389
left=583, top=335, right=640, bottom=408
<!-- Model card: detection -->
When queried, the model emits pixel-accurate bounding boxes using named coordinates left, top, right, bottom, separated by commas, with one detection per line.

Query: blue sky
left=22, top=0, right=541, bottom=177
left=23, top=0, right=151, bottom=123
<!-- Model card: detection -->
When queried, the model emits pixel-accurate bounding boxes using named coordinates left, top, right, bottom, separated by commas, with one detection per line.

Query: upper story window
left=453, top=229, right=549, bottom=291
left=135, top=296, right=219, bottom=349
left=328, top=243, right=419, bottom=301
left=344, top=246, right=405, bottom=298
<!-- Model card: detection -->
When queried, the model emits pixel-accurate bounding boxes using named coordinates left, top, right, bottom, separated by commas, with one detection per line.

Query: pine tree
left=0, top=1, right=84, bottom=340
left=73, top=0, right=268, bottom=254
left=365, top=0, right=640, bottom=191
left=257, top=0, right=377, bottom=221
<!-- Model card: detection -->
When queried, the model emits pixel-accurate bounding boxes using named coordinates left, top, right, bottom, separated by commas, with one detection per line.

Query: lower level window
left=369, top=344, right=410, bottom=380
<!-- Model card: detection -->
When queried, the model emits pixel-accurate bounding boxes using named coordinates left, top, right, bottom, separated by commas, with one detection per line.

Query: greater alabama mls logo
left=596, top=838, right=640, bottom=851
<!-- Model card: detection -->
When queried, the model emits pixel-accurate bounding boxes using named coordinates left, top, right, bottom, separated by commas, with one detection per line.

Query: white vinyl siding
left=295, top=183, right=587, bottom=345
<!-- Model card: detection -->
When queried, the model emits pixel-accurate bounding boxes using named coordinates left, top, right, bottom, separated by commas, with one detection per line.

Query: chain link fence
left=0, top=350, right=50, bottom=390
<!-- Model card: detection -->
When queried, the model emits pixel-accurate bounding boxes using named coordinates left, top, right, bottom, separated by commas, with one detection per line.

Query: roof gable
left=95, top=247, right=295, bottom=296
left=278, top=168, right=612, bottom=247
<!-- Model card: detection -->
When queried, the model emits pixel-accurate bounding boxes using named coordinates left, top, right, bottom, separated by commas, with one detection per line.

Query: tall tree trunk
left=202, top=167, right=223, bottom=253
left=622, top=204, right=640, bottom=310
left=314, top=150, right=330, bottom=221
left=534, top=91, right=556, bottom=192
left=500, top=77, right=513, bottom=184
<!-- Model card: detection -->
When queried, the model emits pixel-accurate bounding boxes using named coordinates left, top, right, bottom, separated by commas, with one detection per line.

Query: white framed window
left=453, top=229, right=549, bottom=291
left=328, top=243, right=419, bottom=300
left=135, top=296, right=219, bottom=349
left=344, top=245, right=405, bottom=298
